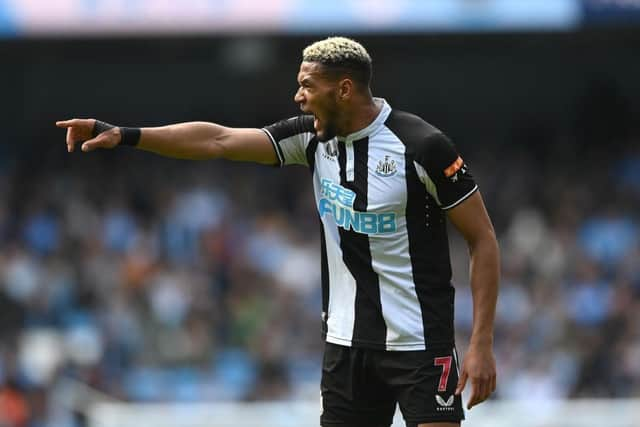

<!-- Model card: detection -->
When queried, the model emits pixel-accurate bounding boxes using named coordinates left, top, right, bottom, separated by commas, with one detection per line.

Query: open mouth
left=311, top=112, right=326, bottom=133
left=300, top=105, right=322, bottom=132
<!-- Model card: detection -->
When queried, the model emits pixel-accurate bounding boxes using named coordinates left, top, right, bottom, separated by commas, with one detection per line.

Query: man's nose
left=294, top=88, right=304, bottom=103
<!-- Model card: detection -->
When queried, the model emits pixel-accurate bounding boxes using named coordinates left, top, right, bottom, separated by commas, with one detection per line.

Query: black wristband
left=119, top=127, right=141, bottom=146
left=92, top=120, right=141, bottom=147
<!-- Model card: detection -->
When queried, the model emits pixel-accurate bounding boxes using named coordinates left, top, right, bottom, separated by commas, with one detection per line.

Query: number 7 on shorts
left=434, top=356, right=452, bottom=392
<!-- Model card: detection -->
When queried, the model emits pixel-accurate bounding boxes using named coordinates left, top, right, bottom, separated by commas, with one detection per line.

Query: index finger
left=468, top=377, right=491, bottom=410
left=56, top=119, right=75, bottom=128
left=467, top=377, right=485, bottom=409
left=466, top=379, right=479, bottom=410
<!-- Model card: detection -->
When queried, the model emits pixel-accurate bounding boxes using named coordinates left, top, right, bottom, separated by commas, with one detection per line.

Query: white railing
left=88, top=399, right=640, bottom=427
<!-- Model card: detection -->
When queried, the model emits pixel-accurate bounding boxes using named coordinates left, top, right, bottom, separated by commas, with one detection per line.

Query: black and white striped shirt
left=263, top=99, right=477, bottom=351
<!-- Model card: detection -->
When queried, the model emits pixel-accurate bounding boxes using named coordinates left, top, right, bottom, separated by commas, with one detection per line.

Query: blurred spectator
left=0, top=379, right=29, bottom=427
left=1, top=62, right=639, bottom=427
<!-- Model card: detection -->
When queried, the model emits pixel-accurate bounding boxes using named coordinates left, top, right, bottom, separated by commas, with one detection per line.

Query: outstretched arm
left=447, top=191, right=500, bottom=410
left=55, top=119, right=277, bottom=165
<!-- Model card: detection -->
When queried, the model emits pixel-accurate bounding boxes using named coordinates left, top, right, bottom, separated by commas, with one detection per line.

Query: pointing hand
left=55, top=118, right=121, bottom=152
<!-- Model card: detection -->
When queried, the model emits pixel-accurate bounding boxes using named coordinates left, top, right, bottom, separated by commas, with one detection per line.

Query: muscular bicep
left=446, top=191, right=496, bottom=246
left=217, top=127, right=279, bottom=165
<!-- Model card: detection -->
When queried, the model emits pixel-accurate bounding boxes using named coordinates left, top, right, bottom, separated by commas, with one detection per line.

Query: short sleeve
left=413, top=132, right=478, bottom=210
left=262, top=115, right=315, bottom=167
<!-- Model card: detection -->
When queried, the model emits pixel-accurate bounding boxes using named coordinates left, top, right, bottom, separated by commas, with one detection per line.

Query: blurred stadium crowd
left=0, top=81, right=639, bottom=427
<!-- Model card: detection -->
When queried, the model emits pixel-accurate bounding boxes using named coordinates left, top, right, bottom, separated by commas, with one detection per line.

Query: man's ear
left=338, top=78, right=354, bottom=101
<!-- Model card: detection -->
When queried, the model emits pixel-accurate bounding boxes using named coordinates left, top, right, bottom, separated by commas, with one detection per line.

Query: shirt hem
left=261, top=128, right=285, bottom=167
left=325, top=334, right=454, bottom=351
left=441, top=184, right=478, bottom=210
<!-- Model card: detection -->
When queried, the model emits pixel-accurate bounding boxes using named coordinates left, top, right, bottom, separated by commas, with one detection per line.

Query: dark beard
left=317, top=119, right=337, bottom=142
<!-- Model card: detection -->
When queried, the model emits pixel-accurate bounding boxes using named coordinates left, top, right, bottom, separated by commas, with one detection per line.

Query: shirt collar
left=337, top=97, right=391, bottom=141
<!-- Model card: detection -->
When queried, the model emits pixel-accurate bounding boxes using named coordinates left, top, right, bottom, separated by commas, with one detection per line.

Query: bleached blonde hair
left=302, top=36, right=372, bottom=85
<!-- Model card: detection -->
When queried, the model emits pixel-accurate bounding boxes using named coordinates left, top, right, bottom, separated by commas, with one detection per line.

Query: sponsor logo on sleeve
left=444, top=156, right=463, bottom=178
left=445, top=156, right=468, bottom=183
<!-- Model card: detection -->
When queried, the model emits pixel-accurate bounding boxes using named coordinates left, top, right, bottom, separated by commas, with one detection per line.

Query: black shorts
left=320, top=342, right=465, bottom=427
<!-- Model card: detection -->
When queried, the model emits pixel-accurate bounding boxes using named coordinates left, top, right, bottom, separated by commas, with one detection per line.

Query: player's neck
left=337, top=96, right=381, bottom=138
